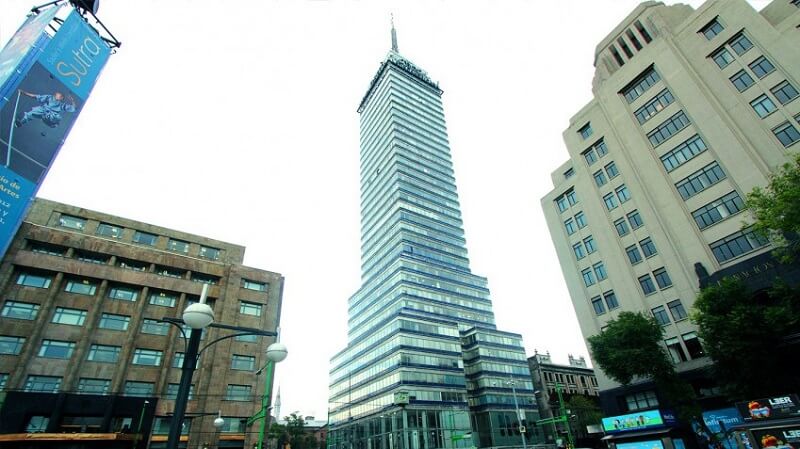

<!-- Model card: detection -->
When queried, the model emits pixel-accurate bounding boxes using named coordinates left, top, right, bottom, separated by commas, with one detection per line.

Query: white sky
left=1, top=0, right=769, bottom=421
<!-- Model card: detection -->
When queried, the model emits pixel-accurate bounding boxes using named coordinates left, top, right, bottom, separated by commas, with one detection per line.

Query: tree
left=283, top=412, right=318, bottom=449
left=746, top=153, right=800, bottom=262
left=564, top=395, right=602, bottom=440
left=692, top=277, right=800, bottom=399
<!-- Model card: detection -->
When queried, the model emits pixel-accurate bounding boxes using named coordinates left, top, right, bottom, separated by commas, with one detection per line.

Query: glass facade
left=328, top=38, right=537, bottom=449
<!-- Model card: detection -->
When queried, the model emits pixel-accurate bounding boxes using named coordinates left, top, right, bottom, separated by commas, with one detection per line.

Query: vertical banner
left=0, top=7, right=111, bottom=257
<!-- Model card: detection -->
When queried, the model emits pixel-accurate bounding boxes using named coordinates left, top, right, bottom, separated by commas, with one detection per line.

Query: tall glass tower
left=328, top=25, right=539, bottom=449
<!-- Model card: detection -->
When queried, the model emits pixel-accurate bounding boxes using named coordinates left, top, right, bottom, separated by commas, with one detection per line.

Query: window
left=627, top=29, right=643, bottom=50
left=58, top=214, right=86, bottom=230
left=26, top=416, right=50, bottom=432
left=634, top=89, right=675, bottom=124
left=149, top=291, right=177, bottom=307
left=635, top=20, right=653, bottom=43
left=581, top=268, right=596, bottom=287
left=64, top=279, right=97, bottom=296
left=667, top=300, right=688, bottom=321
left=96, top=223, right=123, bottom=238
left=78, top=378, right=110, bottom=395
left=626, top=390, right=659, bottom=411
left=141, top=319, right=169, bottom=336
left=87, top=344, right=121, bottom=363
left=666, top=337, right=688, bottom=363
left=231, top=354, right=256, bottom=371
left=626, top=245, right=643, bottom=264
left=710, top=228, right=769, bottom=263
left=573, top=243, right=586, bottom=260
left=628, top=210, right=644, bottom=229
left=117, top=258, right=148, bottom=271
left=692, top=191, right=745, bottom=229
left=584, top=236, right=596, bottom=254
left=242, top=279, right=268, bottom=292
left=0, top=335, right=25, bottom=355
left=711, top=48, right=735, bottom=69
left=593, top=262, right=608, bottom=281
left=166, top=383, right=196, bottom=400
left=773, top=122, right=800, bottom=147
left=749, top=56, right=775, bottom=79
left=591, top=296, right=605, bottom=315
left=676, top=162, right=726, bottom=200
left=225, top=384, right=252, bottom=401
left=730, top=70, right=755, bottom=92
left=564, top=219, right=576, bottom=235
left=239, top=301, right=262, bottom=316
left=639, top=274, right=656, bottom=295
left=578, top=123, right=593, bottom=140
left=108, top=285, right=139, bottom=302
left=648, top=111, right=690, bottom=147
left=594, top=139, right=609, bottom=157
left=25, top=375, right=61, bottom=393
left=622, top=67, right=661, bottom=103
left=575, top=211, right=587, bottom=228
left=604, top=290, right=619, bottom=310
left=200, top=246, right=221, bottom=260
left=566, top=190, right=578, bottom=206
left=51, top=307, right=87, bottom=326
left=132, top=231, right=158, bottom=246
left=152, top=417, right=191, bottom=435
left=605, top=161, right=619, bottom=178
left=614, top=218, right=630, bottom=236
left=99, top=313, right=130, bottom=331
left=616, top=184, right=631, bottom=203
left=235, top=334, right=260, bottom=343
left=124, top=381, right=154, bottom=397
left=191, top=273, right=219, bottom=285
left=132, top=349, right=163, bottom=366
left=564, top=168, right=575, bottom=179
left=661, top=134, right=708, bottom=172
left=1, top=301, right=39, bottom=320
left=220, top=417, right=248, bottom=433
left=640, top=237, right=657, bottom=257
left=700, top=18, right=724, bottom=40
left=156, top=266, right=185, bottom=279
left=583, top=147, right=597, bottom=165
left=652, top=306, right=670, bottom=325
left=167, top=238, right=190, bottom=254
left=603, top=192, right=618, bottom=210
left=682, top=332, right=705, bottom=359
left=653, top=267, right=672, bottom=289
left=618, top=37, right=633, bottom=58
left=556, top=196, right=568, bottom=212
left=729, top=33, right=753, bottom=55
left=0, top=373, right=7, bottom=390
left=750, top=94, right=777, bottom=118
left=771, top=80, right=799, bottom=105
left=16, top=272, right=52, bottom=288
left=75, top=250, right=109, bottom=265
left=28, top=241, right=67, bottom=256
left=593, top=170, right=607, bottom=187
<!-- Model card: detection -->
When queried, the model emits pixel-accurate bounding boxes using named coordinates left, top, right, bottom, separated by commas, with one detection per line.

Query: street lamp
left=248, top=341, right=289, bottom=449
left=506, top=379, right=527, bottom=449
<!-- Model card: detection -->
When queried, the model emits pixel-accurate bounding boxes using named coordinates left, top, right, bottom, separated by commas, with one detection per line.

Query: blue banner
left=603, top=410, right=666, bottom=433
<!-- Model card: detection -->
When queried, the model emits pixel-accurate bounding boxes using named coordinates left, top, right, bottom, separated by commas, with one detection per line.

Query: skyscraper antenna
left=390, top=13, right=398, bottom=52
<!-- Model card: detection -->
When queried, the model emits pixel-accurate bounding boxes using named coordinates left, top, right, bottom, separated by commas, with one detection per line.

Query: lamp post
left=506, top=379, right=527, bottom=449
left=164, top=284, right=279, bottom=449
left=247, top=341, right=288, bottom=449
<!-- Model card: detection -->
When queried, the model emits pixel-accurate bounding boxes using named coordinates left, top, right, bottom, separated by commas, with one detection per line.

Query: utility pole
left=535, top=384, right=574, bottom=449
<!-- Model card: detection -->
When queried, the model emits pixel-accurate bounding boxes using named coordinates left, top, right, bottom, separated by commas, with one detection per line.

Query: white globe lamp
left=183, top=302, right=214, bottom=329
left=266, top=342, right=288, bottom=363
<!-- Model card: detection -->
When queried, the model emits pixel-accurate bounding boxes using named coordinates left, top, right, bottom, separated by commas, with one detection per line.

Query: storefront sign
left=602, top=410, right=664, bottom=433
left=752, top=427, right=800, bottom=449
left=617, top=440, right=665, bottom=449
left=737, top=395, right=800, bottom=421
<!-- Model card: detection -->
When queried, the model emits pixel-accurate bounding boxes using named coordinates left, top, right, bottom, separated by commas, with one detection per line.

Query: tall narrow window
left=578, top=123, right=593, bottom=140
left=700, top=18, right=724, bottom=40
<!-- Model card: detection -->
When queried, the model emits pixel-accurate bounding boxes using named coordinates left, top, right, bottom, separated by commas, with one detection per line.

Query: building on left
left=0, top=198, right=284, bottom=449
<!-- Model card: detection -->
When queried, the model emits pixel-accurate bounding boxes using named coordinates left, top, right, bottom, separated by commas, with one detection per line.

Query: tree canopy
left=746, top=153, right=800, bottom=261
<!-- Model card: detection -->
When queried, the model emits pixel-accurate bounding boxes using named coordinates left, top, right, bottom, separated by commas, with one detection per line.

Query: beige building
left=0, top=198, right=283, bottom=449
left=541, top=0, right=800, bottom=415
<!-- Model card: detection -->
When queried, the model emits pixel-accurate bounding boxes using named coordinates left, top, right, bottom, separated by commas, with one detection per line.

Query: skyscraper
left=541, top=0, right=799, bottom=415
left=328, top=25, right=539, bottom=449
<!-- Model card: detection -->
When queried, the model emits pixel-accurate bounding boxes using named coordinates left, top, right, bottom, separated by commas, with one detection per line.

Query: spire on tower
left=390, top=13, right=398, bottom=52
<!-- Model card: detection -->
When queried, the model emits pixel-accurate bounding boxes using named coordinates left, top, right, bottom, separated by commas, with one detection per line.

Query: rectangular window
left=51, top=307, right=87, bottom=326
left=231, top=354, right=256, bottom=371
left=618, top=37, right=633, bottom=58
left=28, top=241, right=67, bottom=256
left=167, top=238, right=190, bottom=254
left=578, top=123, right=593, bottom=140
left=200, top=246, right=221, bottom=260
left=132, top=348, right=163, bottom=366
left=584, top=236, right=596, bottom=254
left=729, top=33, right=753, bottom=55
left=730, top=70, right=755, bottom=92
left=58, top=214, right=86, bottom=230
left=692, top=191, right=745, bottom=229
left=117, top=258, right=148, bottom=271
left=149, top=291, right=178, bottom=307
left=661, top=134, right=708, bottom=172
left=593, top=262, right=608, bottom=281
left=605, top=161, right=619, bottom=178
left=564, top=167, right=575, bottom=179
left=0, top=373, right=7, bottom=390
left=604, top=290, right=619, bottom=310
left=710, top=228, right=769, bottom=263
left=666, top=337, right=688, bottom=363
left=124, top=381, right=154, bottom=397
left=225, top=384, right=252, bottom=401
left=108, top=285, right=139, bottom=302
left=591, top=296, right=605, bottom=315
left=622, top=67, right=661, bottom=103
left=141, top=319, right=169, bottom=336
left=575, top=211, right=587, bottom=228
left=556, top=196, right=568, bottom=212
left=635, top=20, right=653, bottom=43
left=78, top=378, right=111, bottom=395
left=239, top=301, right=262, bottom=316
left=166, top=383, right=195, bottom=400
left=133, top=231, right=158, bottom=246
left=16, top=272, right=52, bottom=289
left=593, top=170, right=607, bottom=187
left=594, top=139, right=609, bottom=157
left=603, top=192, right=618, bottom=210
left=640, top=237, right=657, bottom=257
left=749, top=56, right=775, bottom=79
left=614, top=218, right=630, bottom=236
left=64, top=279, right=97, bottom=296
left=0, top=335, right=25, bottom=355
left=573, top=243, right=586, bottom=260
left=242, top=279, right=268, bottom=292
left=564, top=219, right=576, bottom=235
left=676, top=162, right=726, bottom=200
left=96, top=223, right=123, bottom=238
left=771, top=80, right=799, bottom=105
left=668, top=300, right=688, bottom=320
left=616, top=184, right=631, bottom=203
left=653, top=267, right=672, bottom=289
left=191, top=273, right=219, bottom=285
left=38, top=340, right=76, bottom=359
left=634, top=89, right=674, bottom=124
left=773, top=122, right=800, bottom=147
left=87, top=344, right=121, bottom=363
left=156, top=266, right=185, bottom=279
left=628, top=210, right=644, bottom=229
left=235, top=334, right=260, bottom=343
left=627, top=29, right=643, bottom=50
left=711, top=48, right=735, bottom=69
left=750, top=94, right=777, bottom=118
left=652, top=306, right=670, bottom=325
left=25, top=375, right=61, bottom=393
left=99, top=313, right=130, bottom=331
left=1, top=301, right=39, bottom=320
left=700, top=18, right=724, bottom=40
left=626, top=245, right=643, bottom=264
left=75, top=250, right=109, bottom=265
left=683, top=332, right=705, bottom=359
left=581, top=268, right=596, bottom=287
left=639, top=274, right=656, bottom=295
left=566, top=190, right=578, bottom=206
left=648, top=111, right=691, bottom=147
left=626, top=390, right=659, bottom=411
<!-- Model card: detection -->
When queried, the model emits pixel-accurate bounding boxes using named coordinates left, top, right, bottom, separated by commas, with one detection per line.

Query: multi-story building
left=328, top=26, right=538, bottom=449
left=541, top=0, right=799, bottom=416
left=0, top=198, right=283, bottom=449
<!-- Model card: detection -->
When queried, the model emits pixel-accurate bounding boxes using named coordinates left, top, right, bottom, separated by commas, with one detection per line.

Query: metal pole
left=166, top=328, right=202, bottom=449
left=508, top=379, right=527, bottom=449
left=257, top=361, right=275, bottom=449
left=555, top=384, right=573, bottom=449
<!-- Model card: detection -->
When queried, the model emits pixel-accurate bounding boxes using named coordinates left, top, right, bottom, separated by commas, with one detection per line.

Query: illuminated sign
left=737, top=395, right=800, bottom=422
left=602, top=410, right=665, bottom=433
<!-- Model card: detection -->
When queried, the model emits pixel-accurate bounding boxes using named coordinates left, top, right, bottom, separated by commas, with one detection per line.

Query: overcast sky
left=1, top=0, right=769, bottom=420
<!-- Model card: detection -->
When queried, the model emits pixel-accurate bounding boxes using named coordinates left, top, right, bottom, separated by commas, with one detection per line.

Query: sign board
left=616, top=440, right=665, bottom=449
left=737, top=395, right=800, bottom=422
left=394, top=391, right=409, bottom=405
left=752, top=427, right=800, bottom=449
left=602, top=410, right=665, bottom=433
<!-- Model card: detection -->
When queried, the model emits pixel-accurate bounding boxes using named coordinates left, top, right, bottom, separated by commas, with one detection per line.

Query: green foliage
left=281, top=412, right=319, bottom=449
left=692, top=278, right=800, bottom=399
left=565, top=395, right=603, bottom=436
left=746, top=153, right=800, bottom=262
